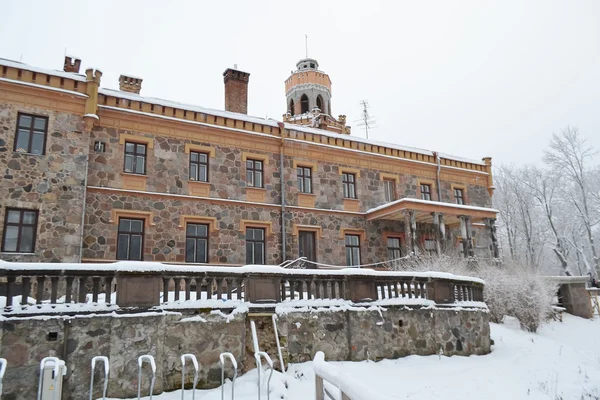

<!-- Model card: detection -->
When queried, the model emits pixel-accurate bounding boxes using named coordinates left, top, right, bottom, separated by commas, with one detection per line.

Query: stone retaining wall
left=0, top=306, right=489, bottom=399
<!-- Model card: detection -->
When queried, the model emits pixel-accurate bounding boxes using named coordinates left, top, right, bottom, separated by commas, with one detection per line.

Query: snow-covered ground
left=112, top=314, right=600, bottom=400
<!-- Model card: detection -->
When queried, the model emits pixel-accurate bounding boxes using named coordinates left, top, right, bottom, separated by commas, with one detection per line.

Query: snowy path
left=111, top=315, right=600, bottom=400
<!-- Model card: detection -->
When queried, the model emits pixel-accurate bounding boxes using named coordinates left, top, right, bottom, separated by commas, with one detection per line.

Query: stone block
left=560, top=283, right=593, bottom=319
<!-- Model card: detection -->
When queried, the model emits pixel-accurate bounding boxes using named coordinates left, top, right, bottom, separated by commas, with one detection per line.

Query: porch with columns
left=366, top=198, right=500, bottom=259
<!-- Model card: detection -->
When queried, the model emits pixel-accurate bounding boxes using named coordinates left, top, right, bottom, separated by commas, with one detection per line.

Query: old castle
left=0, top=55, right=498, bottom=266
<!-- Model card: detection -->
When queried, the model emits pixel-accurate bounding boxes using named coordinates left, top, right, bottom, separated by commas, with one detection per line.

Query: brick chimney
left=223, top=66, right=250, bottom=114
left=119, top=74, right=143, bottom=94
left=63, top=56, right=81, bottom=73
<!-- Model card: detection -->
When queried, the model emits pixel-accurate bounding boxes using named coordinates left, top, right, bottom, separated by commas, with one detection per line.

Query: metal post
left=137, top=355, right=156, bottom=400
left=0, top=358, right=7, bottom=398
left=255, top=351, right=274, bottom=400
left=180, top=354, right=199, bottom=400
left=89, top=356, right=110, bottom=400
left=219, top=353, right=237, bottom=400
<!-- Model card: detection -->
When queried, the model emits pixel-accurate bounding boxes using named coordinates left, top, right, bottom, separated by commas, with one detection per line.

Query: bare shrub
left=394, top=256, right=555, bottom=332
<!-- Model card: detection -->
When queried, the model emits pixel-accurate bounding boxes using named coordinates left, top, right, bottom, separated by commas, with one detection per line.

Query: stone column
left=403, top=210, right=413, bottom=255
left=465, top=216, right=474, bottom=257
left=485, top=218, right=499, bottom=259
left=432, top=212, right=445, bottom=256
left=459, top=216, right=468, bottom=258
left=410, top=210, right=419, bottom=256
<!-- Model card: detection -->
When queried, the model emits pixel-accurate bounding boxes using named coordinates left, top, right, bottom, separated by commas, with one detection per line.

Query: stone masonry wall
left=0, top=307, right=490, bottom=399
left=0, top=102, right=88, bottom=262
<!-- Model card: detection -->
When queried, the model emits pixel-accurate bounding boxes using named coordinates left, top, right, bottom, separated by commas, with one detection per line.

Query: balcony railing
left=0, top=261, right=485, bottom=315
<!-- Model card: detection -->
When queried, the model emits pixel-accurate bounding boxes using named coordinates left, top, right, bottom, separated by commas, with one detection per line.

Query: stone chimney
left=119, top=74, right=143, bottom=94
left=63, top=56, right=81, bottom=73
left=223, top=66, right=250, bottom=114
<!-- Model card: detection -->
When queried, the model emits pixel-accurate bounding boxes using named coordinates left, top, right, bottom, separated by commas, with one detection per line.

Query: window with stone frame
left=14, top=113, right=48, bottom=155
left=246, top=159, right=263, bottom=188
left=189, top=151, right=209, bottom=182
left=342, top=173, right=357, bottom=199
left=383, top=179, right=396, bottom=202
left=246, top=227, right=265, bottom=264
left=387, top=237, right=403, bottom=260
left=185, top=223, right=208, bottom=263
left=124, top=142, right=146, bottom=175
left=116, top=218, right=144, bottom=261
left=345, top=234, right=361, bottom=266
left=297, top=166, right=312, bottom=194
left=2, top=208, right=38, bottom=253
left=454, top=188, right=465, bottom=205
left=420, top=184, right=432, bottom=201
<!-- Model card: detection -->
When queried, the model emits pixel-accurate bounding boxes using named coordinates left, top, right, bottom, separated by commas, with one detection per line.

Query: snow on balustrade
left=0, top=261, right=487, bottom=316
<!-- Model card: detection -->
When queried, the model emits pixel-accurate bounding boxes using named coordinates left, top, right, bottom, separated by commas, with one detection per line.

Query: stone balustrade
left=0, top=261, right=485, bottom=316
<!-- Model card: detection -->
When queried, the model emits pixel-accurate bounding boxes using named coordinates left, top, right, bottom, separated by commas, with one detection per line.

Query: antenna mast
left=355, top=100, right=377, bottom=139
left=305, top=34, right=308, bottom=58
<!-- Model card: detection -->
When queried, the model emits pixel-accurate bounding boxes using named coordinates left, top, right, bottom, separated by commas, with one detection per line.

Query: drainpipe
left=278, top=122, right=287, bottom=263
left=433, top=151, right=442, bottom=201
left=78, top=141, right=90, bottom=263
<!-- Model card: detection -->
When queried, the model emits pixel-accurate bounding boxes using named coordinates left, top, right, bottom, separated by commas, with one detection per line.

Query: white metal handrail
left=180, top=354, right=199, bottom=400
left=272, top=314, right=286, bottom=373
left=313, top=352, right=396, bottom=400
left=89, top=356, right=110, bottom=400
left=254, top=351, right=274, bottom=400
left=137, top=355, right=156, bottom=400
left=219, top=352, right=237, bottom=400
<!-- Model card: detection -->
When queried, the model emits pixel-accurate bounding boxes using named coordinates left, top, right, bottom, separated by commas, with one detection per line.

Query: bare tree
left=518, top=166, right=572, bottom=275
left=543, top=126, right=600, bottom=277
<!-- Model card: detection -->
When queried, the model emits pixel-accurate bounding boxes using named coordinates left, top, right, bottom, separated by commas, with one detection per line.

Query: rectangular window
left=424, top=239, right=437, bottom=254
left=387, top=237, right=402, bottom=260
left=454, top=188, right=464, bottom=205
left=246, top=159, right=263, bottom=188
left=116, top=218, right=144, bottom=261
left=14, top=113, right=48, bottom=155
left=342, top=173, right=356, bottom=199
left=297, top=167, right=312, bottom=193
left=420, top=184, right=432, bottom=201
left=2, top=208, right=38, bottom=253
left=189, top=151, right=209, bottom=182
left=246, top=227, right=265, bottom=264
left=124, top=142, right=147, bottom=175
left=383, top=179, right=396, bottom=202
left=185, top=223, right=208, bottom=263
left=345, top=234, right=361, bottom=266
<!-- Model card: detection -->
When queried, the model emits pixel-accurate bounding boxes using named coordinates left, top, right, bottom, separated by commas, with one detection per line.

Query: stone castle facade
left=0, top=55, right=499, bottom=266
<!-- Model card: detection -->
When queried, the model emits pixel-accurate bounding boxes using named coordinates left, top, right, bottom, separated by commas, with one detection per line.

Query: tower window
left=310, top=63, right=315, bottom=68
left=300, top=94, right=309, bottom=114
left=316, top=95, right=323, bottom=112
left=289, top=99, right=295, bottom=116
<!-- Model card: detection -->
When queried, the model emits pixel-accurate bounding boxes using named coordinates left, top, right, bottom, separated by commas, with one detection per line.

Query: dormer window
left=310, top=63, right=315, bottom=68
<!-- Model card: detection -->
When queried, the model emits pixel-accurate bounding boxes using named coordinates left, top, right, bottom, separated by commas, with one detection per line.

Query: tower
left=285, top=58, right=332, bottom=116
left=283, top=58, right=350, bottom=134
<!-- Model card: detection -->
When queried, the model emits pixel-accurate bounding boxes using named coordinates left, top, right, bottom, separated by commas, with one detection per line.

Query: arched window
left=289, top=99, right=295, bottom=116
left=300, top=94, right=309, bottom=114
left=316, top=95, right=323, bottom=112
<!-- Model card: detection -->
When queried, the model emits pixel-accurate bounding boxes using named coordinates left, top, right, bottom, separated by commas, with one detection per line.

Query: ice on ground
left=106, top=314, right=600, bottom=399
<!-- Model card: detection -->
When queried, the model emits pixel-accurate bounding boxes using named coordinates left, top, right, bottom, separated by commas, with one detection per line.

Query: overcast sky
left=2, top=0, right=599, bottom=165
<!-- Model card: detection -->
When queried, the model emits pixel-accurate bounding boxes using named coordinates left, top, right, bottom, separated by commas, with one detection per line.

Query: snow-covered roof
left=367, top=198, right=499, bottom=215
left=0, top=58, right=86, bottom=82
left=99, top=88, right=280, bottom=128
